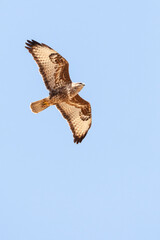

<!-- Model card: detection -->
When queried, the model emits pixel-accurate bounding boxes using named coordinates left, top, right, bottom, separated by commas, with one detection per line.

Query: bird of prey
left=25, top=40, right=92, bottom=143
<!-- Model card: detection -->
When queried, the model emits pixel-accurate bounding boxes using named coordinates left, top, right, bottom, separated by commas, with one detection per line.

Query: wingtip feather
left=25, top=39, right=41, bottom=49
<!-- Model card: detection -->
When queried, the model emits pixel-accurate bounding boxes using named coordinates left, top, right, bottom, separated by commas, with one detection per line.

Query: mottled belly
left=49, top=92, right=69, bottom=105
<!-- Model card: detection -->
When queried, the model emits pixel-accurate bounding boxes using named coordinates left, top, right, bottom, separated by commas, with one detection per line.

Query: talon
left=43, top=101, right=49, bottom=106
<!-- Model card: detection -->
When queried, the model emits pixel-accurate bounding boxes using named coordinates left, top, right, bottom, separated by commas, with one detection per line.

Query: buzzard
left=25, top=40, right=92, bottom=143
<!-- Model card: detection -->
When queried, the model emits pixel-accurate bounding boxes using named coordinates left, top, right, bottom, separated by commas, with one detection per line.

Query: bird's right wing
left=25, top=40, right=71, bottom=91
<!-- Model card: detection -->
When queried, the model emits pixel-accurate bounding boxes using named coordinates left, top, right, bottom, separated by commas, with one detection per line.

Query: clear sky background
left=0, top=0, right=160, bottom=239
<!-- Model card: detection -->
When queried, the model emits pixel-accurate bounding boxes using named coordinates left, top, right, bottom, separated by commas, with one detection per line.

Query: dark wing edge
left=25, top=40, right=54, bottom=91
left=25, top=39, right=52, bottom=52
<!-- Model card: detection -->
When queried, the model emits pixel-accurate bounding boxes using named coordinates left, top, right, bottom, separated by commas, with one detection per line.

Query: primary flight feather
left=25, top=40, right=92, bottom=143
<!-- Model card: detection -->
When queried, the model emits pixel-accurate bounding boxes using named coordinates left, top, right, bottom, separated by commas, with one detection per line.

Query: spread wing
left=56, top=95, right=92, bottom=143
left=25, top=40, right=71, bottom=91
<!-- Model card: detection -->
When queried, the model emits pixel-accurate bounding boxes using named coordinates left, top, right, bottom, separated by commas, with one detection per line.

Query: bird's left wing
left=56, top=95, right=92, bottom=143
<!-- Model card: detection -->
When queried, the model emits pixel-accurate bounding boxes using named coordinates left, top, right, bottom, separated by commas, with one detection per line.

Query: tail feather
left=30, top=97, right=51, bottom=113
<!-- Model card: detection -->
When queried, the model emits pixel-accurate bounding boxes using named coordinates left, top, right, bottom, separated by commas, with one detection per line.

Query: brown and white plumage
left=25, top=40, right=92, bottom=143
left=25, top=40, right=71, bottom=90
left=56, top=95, right=91, bottom=143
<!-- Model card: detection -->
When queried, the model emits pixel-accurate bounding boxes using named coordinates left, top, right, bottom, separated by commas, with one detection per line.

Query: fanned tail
left=30, top=97, right=51, bottom=113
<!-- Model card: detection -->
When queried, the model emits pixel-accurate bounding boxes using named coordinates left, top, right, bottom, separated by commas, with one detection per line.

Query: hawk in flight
left=25, top=40, right=92, bottom=143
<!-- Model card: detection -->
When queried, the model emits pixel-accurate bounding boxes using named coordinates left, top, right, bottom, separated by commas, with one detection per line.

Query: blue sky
left=0, top=0, right=160, bottom=239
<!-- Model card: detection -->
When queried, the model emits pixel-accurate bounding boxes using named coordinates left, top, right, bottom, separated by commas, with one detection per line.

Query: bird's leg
left=42, top=100, right=50, bottom=106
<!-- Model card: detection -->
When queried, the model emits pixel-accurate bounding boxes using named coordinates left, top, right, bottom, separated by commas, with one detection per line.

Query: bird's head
left=69, top=82, right=85, bottom=98
left=77, top=82, right=85, bottom=89
left=72, top=82, right=85, bottom=90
